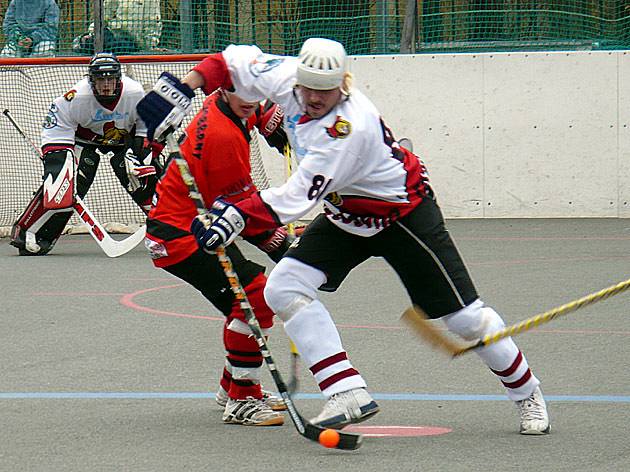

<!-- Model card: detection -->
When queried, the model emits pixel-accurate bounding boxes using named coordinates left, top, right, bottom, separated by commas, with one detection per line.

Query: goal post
left=0, top=54, right=286, bottom=237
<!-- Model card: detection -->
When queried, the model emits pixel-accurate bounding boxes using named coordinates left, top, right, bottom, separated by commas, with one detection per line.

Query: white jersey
left=223, top=45, right=428, bottom=236
left=42, top=75, right=147, bottom=148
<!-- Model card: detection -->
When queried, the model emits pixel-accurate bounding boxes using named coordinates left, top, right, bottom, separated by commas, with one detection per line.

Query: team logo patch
left=326, top=116, right=351, bottom=139
left=64, top=90, right=76, bottom=101
left=325, top=192, right=343, bottom=206
left=42, top=103, right=58, bottom=129
left=249, top=56, right=283, bottom=77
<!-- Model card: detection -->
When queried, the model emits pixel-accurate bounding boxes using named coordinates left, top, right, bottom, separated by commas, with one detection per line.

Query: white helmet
left=296, top=38, right=347, bottom=90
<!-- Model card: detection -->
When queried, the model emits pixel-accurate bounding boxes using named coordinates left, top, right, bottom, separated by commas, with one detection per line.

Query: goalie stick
left=3, top=109, right=146, bottom=257
left=165, top=134, right=362, bottom=450
left=402, top=276, right=630, bottom=357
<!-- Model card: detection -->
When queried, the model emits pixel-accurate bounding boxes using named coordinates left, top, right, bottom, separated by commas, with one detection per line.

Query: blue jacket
left=2, top=0, right=59, bottom=44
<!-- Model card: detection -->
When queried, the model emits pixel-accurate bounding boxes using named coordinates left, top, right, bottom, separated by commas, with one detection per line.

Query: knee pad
left=443, top=299, right=506, bottom=341
left=264, top=257, right=326, bottom=322
left=230, top=273, right=274, bottom=329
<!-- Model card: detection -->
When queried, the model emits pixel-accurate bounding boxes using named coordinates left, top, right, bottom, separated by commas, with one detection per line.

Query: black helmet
left=88, top=52, right=122, bottom=104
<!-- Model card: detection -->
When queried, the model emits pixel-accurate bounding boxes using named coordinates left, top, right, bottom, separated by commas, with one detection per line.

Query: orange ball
left=318, top=428, right=340, bottom=448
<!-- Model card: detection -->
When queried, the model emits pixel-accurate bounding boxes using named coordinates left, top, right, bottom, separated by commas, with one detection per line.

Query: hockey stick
left=3, top=108, right=146, bottom=257
left=402, top=277, right=630, bottom=357
left=283, top=142, right=301, bottom=394
left=165, top=134, right=362, bottom=450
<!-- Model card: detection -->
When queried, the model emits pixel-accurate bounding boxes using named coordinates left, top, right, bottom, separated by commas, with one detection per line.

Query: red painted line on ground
left=119, top=284, right=223, bottom=321
left=343, top=425, right=453, bottom=437
left=33, top=292, right=126, bottom=296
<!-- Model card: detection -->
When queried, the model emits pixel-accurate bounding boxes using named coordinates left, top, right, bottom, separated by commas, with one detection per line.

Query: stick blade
left=304, top=423, right=363, bottom=450
left=401, top=306, right=466, bottom=357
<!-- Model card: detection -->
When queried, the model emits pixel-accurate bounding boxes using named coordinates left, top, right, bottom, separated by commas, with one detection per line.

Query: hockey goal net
left=0, top=55, right=287, bottom=238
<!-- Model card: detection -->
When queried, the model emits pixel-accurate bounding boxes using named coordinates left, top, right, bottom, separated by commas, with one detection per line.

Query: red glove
left=257, top=101, right=288, bottom=153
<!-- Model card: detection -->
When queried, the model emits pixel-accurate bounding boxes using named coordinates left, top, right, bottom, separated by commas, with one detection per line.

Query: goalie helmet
left=88, top=52, right=122, bottom=104
left=296, top=38, right=347, bottom=91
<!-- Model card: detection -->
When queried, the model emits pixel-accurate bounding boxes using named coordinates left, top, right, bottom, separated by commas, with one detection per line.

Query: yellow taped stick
left=401, top=277, right=630, bottom=358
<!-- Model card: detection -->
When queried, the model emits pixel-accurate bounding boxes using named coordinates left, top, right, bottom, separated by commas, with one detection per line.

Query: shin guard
left=443, top=300, right=540, bottom=400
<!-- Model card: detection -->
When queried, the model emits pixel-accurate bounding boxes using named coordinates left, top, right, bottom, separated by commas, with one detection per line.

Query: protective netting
left=1, top=1, right=629, bottom=58
left=0, top=57, right=283, bottom=236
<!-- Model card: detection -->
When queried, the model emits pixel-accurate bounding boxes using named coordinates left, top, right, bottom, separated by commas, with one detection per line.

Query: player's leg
left=265, top=215, right=379, bottom=429
left=385, top=197, right=549, bottom=434
left=163, top=245, right=284, bottom=426
left=10, top=146, right=100, bottom=255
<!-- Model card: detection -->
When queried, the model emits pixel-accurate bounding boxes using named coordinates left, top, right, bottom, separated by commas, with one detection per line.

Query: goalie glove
left=137, top=72, right=195, bottom=142
left=124, top=148, right=156, bottom=193
left=190, top=199, right=246, bottom=253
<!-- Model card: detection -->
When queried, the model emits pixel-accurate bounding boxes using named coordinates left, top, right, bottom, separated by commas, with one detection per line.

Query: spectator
left=73, top=0, right=163, bottom=55
left=1, top=0, right=59, bottom=57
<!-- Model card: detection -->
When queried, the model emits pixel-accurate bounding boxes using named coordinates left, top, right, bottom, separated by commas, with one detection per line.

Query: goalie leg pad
left=43, top=149, right=75, bottom=209
left=11, top=185, right=71, bottom=255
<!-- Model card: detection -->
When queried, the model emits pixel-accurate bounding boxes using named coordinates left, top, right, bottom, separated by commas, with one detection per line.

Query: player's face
left=226, top=93, right=259, bottom=119
left=94, top=77, right=118, bottom=97
left=297, top=86, right=342, bottom=119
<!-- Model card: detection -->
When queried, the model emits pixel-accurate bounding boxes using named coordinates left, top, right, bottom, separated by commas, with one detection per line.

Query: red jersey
left=145, top=92, right=262, bottom=267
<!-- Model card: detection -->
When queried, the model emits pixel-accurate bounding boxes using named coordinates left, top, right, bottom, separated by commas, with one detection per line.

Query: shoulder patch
left=64, top=90, right=76, bottom=101
left=249, top=56, right=283, bottom=77
left=326, top=116, right=351, bottom=139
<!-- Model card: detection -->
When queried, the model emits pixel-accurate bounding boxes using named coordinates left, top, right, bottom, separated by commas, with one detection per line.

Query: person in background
left=1, top=0, right=59, bottom=58
left=73, top=0, right=162, bottom=55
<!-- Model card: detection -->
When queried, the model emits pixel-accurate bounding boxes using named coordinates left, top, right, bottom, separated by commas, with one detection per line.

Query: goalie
left=10, top=52, right=160, bottom=255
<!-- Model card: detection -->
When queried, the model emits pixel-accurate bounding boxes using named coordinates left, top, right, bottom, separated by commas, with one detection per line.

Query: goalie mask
left=88, top=52, right=122, bottom=105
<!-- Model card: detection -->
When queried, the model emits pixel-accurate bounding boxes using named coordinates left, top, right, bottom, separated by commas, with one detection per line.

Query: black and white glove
left=190, top=200, right=246, bottom=253
left=137, top=72, right=195, bottom=142
left=124, top=149, right=156, bottom=192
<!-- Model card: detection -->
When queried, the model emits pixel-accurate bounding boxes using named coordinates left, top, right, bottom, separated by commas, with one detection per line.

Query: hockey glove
left=137, top=72, right=195, bottom=142
left=245, top=227, right=294, bottom=263
left=190, top=199, right=246, bottom=253
left=258, top=100, right=288, bottom=153
left=124, top=149, right=156, bottom=192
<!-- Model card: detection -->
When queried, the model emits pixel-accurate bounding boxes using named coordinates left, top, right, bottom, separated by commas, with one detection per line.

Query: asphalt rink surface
left=1, top=218, right=629, bottom=472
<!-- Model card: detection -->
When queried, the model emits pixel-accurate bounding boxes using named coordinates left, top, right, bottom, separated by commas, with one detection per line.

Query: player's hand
left=124, top=149, right=156, bottom=192
left=18, top=36, right=32, bottom=48
left=258, top=101, right=288, bottom=153
left=245, top=227, right=293, bottom=263
left=137, top=72, right=195, bottom=142
left=190, top=200, right=246, bottom=252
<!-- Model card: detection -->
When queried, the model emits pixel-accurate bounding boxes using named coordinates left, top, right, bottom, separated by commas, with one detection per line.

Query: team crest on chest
left=326, top=116, right=351, bottom=139
left=64, top=90, right=76, bottom=101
